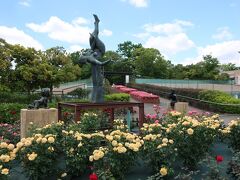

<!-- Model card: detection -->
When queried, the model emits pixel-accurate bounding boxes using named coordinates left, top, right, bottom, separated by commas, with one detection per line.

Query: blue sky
left=0, top=0, right=240, bottom=65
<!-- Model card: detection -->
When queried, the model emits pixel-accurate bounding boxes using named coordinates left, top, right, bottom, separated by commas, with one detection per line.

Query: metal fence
left=135, top=78, right=240, bottom=95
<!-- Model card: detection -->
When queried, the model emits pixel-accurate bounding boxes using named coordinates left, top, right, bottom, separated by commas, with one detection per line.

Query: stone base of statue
left=20, top=108, right=58, bottom=138
left=175, top=102, right=189, bottom=113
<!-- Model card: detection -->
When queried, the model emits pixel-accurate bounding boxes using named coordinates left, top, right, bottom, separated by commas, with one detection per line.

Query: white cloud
left=26, top=16, right=93, bottom=44
left=143, top=20, right=193, bottom=35
left=145, top=33, right=195, bottom=55
left=135, top=20, right=195, bottom=55
left=0, top=26, right=43, bottom=50
left=19, top=0, right=30, bottom=7
left=182, top=40, right=240, bottom=66
left=121, top=0, right=149, bottom=7
left=26, top=16, right=112, bottom=45
left=212, top=27, right=233, bottom=41
left=100, top=29, right=113, bottom=36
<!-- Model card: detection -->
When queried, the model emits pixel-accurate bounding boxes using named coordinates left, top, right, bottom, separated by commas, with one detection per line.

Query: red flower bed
left=113, top=85, right=159, bottom=103
left=130, top=91, right=159, bottom=103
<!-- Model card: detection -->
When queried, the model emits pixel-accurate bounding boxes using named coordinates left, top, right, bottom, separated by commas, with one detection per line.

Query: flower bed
left=130, top=90, right=159, bottom=103
left=113, top=85, right=159, bottom=103
left=0, top=109, right=237, bottom=179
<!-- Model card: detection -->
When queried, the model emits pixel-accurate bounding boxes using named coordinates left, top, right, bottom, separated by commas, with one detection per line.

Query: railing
left=58, top=101, right=145, bottom=128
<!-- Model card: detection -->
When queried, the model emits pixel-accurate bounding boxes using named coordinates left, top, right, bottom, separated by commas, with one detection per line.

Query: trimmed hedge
left=105, top=93, right=130, bottom=102
left=0, top=92, right=40, bottom=104
left=127, top=83, right=240, bottom=114
left=199, top=90, right=240, bottom=114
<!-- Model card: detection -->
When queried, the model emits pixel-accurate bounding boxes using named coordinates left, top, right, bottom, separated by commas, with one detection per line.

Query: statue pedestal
left=175, top=102, right=189, bottom=113
left=20, top=108, right=58, bottom=138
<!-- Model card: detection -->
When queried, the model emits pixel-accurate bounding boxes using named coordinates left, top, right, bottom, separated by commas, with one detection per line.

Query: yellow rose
left=7, top=144, right=15, bottom=151
left=117, top=146, right=127, bottom=153
left=0, top=142, right=8, bottom=149
left=0, top=155, right=10, bottom=163
left=0, top=165, right=2, bottom=169
left=89, top=155, right=94, bottom=162
left=28, top=152, right=38, bottom=161
left=160, top=167, right=168, bottom=176
left=106, top=135, right=113, bottom=141
left=36, top=137, right=42, bottom=143
left=48, top=137, right=55, bottom=143
left=24, top=140, right=32, bottom=147
left=48, top=146, right=54, bottom=152
left=162, top=138, right=168, bottom=144
left=169, top=139, right=174, bottom=144
left=78, top=142, right=83, bottom=147
left=187, top=128, right=194, bottom=135
left=111, top=140, right=118, bottom=147
left=61, top=173, right=67, bottom=177
left=1, top=168, right=9, bottom=175
left=41, top=138, right=47, bottom=143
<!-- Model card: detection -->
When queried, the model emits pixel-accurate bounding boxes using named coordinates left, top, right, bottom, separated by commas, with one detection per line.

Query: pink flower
left=155, top=120, right=159, bottom=124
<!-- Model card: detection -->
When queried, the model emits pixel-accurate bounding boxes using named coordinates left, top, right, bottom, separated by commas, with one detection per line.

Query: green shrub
left=0, top=92, right=40, bottom=104
left=0, top=103, right=26, bottom=124
left=67, top=88, right=90, bottom=99
left=0, top=85, right=11, bottom=92
left=199, top=90, right=240, bottom=114
left=227, top=120, right=240, bottom=151
left=105, top=93, right=130, bottom=102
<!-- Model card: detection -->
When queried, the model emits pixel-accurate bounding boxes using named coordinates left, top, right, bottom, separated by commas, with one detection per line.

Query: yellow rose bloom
left=0, top=165, right=2, bottom=169
left=89, top=155, right=94, bottom=162
left=160, top=167, right=168, bottom=176
left=1, top=168, right=9, bottom=175
left=48, top=137, right=55, bottom=143
left=24, top=140, right=32, bottom=147
left=7, top=144, right=15, bottom=151
left=41, top=138, right=47, bottom=143
left=112, top=140, right=118, bottom=147
left=169, top=139, right=174, bottom=144
left=0, top=142, right=8, bottom=149
left=36, top=137, right=42, bottom=143
left=28, top=152, right=38, bottom=161
left=48, top=146, right=54, bottom=152
left=61, top=173, right=67, bottom=177
left=162, top=138, right=168, bottom=144
left=78, top=142, right=83, bottom=147
left=187, top=128, right=194, bottom=135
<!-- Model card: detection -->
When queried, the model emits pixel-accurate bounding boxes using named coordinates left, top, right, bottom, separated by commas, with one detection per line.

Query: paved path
left=130, top=97, right=240, bottom=125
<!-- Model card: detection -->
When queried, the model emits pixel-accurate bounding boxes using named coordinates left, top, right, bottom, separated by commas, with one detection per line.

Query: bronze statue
left=28, top=88, right=50, bottom=109
left=79, top=14, right=111, bottom=103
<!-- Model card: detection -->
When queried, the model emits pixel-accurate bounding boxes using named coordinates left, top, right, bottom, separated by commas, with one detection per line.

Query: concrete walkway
left=130, top=97, right=240, bottom=124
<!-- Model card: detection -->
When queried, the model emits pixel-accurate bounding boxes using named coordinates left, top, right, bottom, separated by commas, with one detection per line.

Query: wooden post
left=58, top=103, right=62, bottom=121
left=109, top=108, right=114, bottom=126
left=139, top=103, right=144, bottom=128
left=75, top=106, right=81, bottom=122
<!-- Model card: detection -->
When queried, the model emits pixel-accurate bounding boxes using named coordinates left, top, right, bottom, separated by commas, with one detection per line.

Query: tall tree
left=117, top=41, right=142, bottom=59
left=43, top=47, right=81, bottom=93
left=133, top=47, right=172, bottom=78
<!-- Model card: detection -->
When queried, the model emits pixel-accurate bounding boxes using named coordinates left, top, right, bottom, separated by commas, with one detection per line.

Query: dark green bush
left=0, top=103, right=26, bottom=124
left=0, top=92, right=40, bottom=104
left=67, top=88, right=90, bottom=99
left=104, top=93, right=130, bottom=102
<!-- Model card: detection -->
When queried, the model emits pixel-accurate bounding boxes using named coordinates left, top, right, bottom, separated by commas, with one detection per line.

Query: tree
left=43, top=47, right=81, bottom=93
left=0, top=39, right=13, bottom=86
left=220, top=63, right=238, bottom=71
left=117, top=41, right=142, bottom=59
left=133, top=47, right=172, bottom=78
